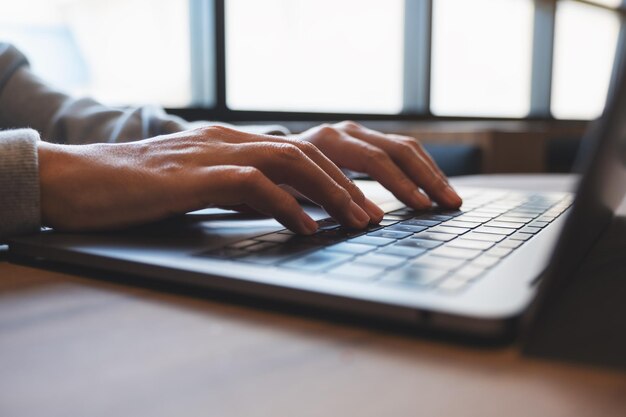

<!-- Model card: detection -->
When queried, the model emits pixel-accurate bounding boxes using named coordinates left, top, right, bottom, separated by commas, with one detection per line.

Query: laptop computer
left=8, top=64, right=626, bottom=340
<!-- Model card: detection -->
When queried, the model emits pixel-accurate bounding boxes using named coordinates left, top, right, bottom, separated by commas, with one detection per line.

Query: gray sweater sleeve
left=0, top=129, right=41, bottom=240
left=0, top=43, right=289, bottom=240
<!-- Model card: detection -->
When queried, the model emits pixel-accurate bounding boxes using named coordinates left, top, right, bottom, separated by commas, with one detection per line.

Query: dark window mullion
left=215, top=0, right=227, bottom=112
left=402, top=0, right=432, bottom=115
left=530, top=0, right=557, bottom=117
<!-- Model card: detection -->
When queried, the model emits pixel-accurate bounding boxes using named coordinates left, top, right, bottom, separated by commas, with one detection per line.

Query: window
left=225, top=0, right=405, bottom=114
left=551, top=0, right=622, bottom=119
left=430, top=0, right=534, bottom=117
left=0, top=0, right=191, bottom=107
left=1, top=0, right=625, bottom=121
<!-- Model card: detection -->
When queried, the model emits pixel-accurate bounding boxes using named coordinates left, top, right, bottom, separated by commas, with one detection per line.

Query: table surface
left=1, top=174, right=625, bottom=417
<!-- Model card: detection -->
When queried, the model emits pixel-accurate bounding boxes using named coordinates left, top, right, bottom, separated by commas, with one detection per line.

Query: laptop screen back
left=531, top=48, right=626, bottom=306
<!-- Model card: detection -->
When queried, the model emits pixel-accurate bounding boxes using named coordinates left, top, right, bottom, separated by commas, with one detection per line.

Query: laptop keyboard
left=198, top=190, right=573, bottom=294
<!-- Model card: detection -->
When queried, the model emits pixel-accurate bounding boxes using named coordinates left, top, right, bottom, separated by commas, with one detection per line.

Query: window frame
left=170, top=0, right=626, bottom=123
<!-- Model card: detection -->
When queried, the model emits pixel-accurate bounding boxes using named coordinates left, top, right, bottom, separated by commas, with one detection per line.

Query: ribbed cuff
left=0, top=129, right=41, bottom=241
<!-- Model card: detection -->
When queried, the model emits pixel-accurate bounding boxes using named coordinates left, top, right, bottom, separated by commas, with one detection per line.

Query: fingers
left=223, top=133, right=383, bottom=223
left=220, top=142, right=374, bottom=228
left=332, top=136, right=435, bottom=210
left=192, top=166, right=319, bottom=234
left=337, top=122, right=462, bottom=208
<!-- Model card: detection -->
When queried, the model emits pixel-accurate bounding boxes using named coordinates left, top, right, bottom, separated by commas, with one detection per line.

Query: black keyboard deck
left=199, top=191, right=573, bottom=294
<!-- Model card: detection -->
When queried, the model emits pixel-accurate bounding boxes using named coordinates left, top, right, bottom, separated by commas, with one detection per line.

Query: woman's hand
left=38, top=126, right=384, bottom=235
left=294, top=121, right=462, bottom=210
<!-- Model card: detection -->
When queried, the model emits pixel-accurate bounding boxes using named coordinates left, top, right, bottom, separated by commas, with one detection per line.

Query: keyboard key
left=446, top=238, right=495, bottom=251
left=528, top=220, right=549, bottom=228
left=326, top=242, right=375, bottom=255
left=390, top=207, right=416, bottom=216
left=519, top=226, right=542, bottom=234
left=354, top=253, right=406, bottom=268
left=380, top=266, right=447, bottom=287
left=283, top=251, right=352, bottom=272
left=411, top=254, right=466, bottom=270
left=484, top=221, right=523, bottom=229
left=403, top=219, right=441, bottom=227
left=455, top=215, right=491, bottom=223
left=442, top=220, right=481, bottom=229
left=495, top=215, right=532, bottom=223
left=431, top=246, right=482, bottom=260
left=386, top=224, right=428, bottom=233
left=379, top=219, right=399, bottom=226
left=464, top=211, right=498, bottom=219
left=485, top=247, right=513, bottom=258
left=199, top=248, right=249, bottom=259
left=474, top=226, right=514, bottom=236
left=505, top=211, right=539, bottom=218
left=429, top=225, right=470, bottom=235
left=400, top=238, right=443, bottom=249
left=242, top=243, right=317, bottom=265
left=348, top=235, right=395, bottom=246
left=415, top=213, right=453, bottom=221
left=462, top=232, right=506, bottom=242
left=472, top=209, right=506, bottom=216
left=535, top=216, right=555, bottom=223
left=317, top=219, right=341, bottom=231
left=383, top=214, right=412, bottom=221
left=247, top=241, right=278, bottom=252
left=378, top=245, right=427, bottom=258
left=498, top=239, right=524, bottom=249
left=254, top=233, right=294, bottom=243
left=226, top=239, right=258, bottom=249
left=472, top=255, right=500, bottom=268
left=327, top=263, right=385, bottom=281
left=315, top=228, right=366, bottom=243
left=368, top=230, right=412, bottom=240
left=412, top=231, right=457, bottom=242
left=454, top=265, right=487, bottom=281
left=438, top=209, right=464, bottom=217
left=509, top=232, right=533, bottom=241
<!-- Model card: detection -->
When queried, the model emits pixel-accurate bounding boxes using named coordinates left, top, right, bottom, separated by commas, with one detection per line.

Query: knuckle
left=330, top=186, right=353, bottom=208
left=409, top=136, right=423, bottom=147
left=364, top=146, right=391, bottom=165
left=273, top=143, right=306, bottom=162
left=395, top=134, right=421, bottom=147
left=296, top=140, right=321, bottom=155
left=200, top=125, right=235, bottom=136
left=338, top=120, right=360, bottom=130
left=395, top=141, right=415, bottom=155
left=347, top=181, right=365, bottom=203
left=235, top=166, right=263, bottom=188
left=429, top=174, right=449, bottom=191
left=317, top=125, right=341, bottom=140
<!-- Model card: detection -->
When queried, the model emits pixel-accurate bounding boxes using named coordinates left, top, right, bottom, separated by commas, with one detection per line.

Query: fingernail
left=412, top=189, right=432, bottom=208
left=445, top=185, right=463, bottom=207
left=363, top=198, right=384, bottom=223
left=349, top=200, right=370, bottom=226
left=299, top=211, right=318, bottom=234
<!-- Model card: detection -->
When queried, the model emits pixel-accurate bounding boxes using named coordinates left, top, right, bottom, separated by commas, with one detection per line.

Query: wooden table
left=1, top=175, right=625, bottom=417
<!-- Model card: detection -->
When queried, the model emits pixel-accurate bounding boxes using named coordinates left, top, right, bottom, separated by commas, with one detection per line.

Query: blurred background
left=1, top=0, right=625, bottom=174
